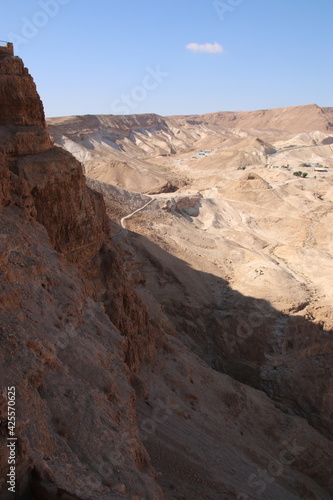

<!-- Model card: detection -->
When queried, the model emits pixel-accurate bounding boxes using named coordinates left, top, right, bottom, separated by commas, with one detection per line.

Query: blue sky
left=1, top=0, right=332, bottom=117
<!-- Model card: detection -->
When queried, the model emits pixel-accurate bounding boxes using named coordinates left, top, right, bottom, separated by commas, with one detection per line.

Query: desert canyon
left=0, top=43, right=333, bottom=499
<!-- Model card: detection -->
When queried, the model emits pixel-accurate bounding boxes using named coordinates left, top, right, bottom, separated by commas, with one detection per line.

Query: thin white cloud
left=185, top=42, right=224, bottom=54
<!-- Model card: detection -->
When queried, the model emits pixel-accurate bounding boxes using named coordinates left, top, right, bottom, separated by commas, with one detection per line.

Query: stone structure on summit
left=0, top=42, right=14, bottom=56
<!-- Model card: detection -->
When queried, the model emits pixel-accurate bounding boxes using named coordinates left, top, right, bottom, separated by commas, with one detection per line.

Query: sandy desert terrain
left=47, top=105, right=333, bottom=334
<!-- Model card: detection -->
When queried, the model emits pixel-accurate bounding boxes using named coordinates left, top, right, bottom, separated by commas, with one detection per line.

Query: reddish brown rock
left=0, top=47, right=163, bottom=500
left=11, top=147, right=109, bottom=263
left=0, top=48, right=52, bottom=156
left=0, top=153, right=10, bottom=212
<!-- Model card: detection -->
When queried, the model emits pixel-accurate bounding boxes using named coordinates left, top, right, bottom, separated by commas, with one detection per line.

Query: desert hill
left=172, top=104, right=333, bottom=134
left=47, top=104, right=333, bottom=194
left=0, top=43, right=332, bottom=500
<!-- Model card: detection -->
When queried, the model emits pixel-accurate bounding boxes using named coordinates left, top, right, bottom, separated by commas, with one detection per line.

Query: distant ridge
left=171, top=104, right=333, bottom=134
left=48, top=104, right=333, bottom=136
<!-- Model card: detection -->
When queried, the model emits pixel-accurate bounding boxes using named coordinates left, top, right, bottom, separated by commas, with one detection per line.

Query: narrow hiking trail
left=120, top=197, right=155, bottom=229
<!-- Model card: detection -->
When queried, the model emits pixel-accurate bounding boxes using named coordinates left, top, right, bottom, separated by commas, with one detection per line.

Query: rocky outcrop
left=10, top=147, right=109, bottom=266
left=0, top=46, right=163, bottom=499
left=165, top=193, right=203, bottom=218
left=0, top=51, right=51, bottom=156
left=0, top=213, right=160, bottom=499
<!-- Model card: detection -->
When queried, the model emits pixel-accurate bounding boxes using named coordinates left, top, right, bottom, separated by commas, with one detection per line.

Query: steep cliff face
left=0, top=48, right=163, bottom=499
left=11, top=147, right=109, bottom=265
left=0, top=51, right=159, bottom=366
left=0, top=48, right=108, bottom=266
left=0, top=213, right=163, bottom=500
left=0, top=51, right=51, bottom=156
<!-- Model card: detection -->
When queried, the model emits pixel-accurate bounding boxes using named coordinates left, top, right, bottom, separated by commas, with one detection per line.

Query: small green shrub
left=157, top=165, right=172, bottom=172
left=300, top=163, right=312, bottom=168
left=293, top=171, right=308, bottom=178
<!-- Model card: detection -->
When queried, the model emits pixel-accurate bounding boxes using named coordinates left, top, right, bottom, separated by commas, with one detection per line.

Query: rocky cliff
left=0, top=47, right=333, bottom=500
left=0, top=46, right=163, bottom=500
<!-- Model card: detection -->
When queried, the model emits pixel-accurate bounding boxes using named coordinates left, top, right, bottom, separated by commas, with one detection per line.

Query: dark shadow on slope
left=110, top=226, right=333, bottom=440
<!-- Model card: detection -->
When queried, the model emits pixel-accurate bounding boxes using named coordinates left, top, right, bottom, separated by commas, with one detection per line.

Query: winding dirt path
left=120, top=197, right=155, bottom=229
